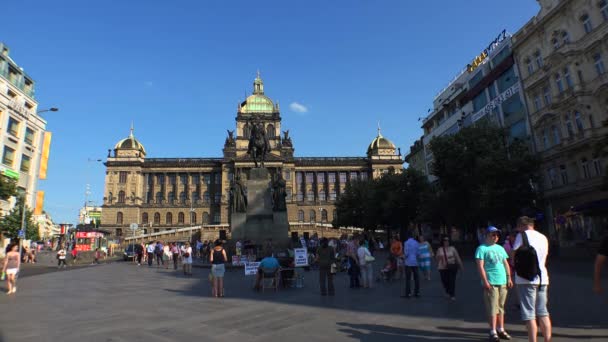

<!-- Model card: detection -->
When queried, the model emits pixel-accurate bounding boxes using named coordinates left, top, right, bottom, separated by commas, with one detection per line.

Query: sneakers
left=489, top=332, right=499, bottom=342
left=497, top=331, right=511, bottom=340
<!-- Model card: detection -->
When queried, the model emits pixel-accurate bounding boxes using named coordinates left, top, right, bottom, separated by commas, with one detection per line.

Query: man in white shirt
left=512, top=216, right=552, bottom=342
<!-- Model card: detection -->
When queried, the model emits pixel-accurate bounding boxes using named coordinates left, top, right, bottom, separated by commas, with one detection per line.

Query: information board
left=294, top=248, right=308, bottom=267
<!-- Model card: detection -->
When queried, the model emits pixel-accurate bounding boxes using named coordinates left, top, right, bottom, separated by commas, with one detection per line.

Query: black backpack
left=514, top=231, right=542, bottom=282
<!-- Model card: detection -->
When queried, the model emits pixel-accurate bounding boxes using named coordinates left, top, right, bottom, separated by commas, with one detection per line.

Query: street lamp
left=37, top=107, right=59, bottom=114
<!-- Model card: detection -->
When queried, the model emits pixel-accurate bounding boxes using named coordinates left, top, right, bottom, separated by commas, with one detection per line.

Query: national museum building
left=100, top=74, right=403, bottom=238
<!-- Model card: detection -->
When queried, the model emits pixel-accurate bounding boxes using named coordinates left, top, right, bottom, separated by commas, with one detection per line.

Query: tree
left=429, top=122, right=539, bottom=232
left=0, top=175, right=17, bottom=200
left=0, top=196, right=39, bottom=241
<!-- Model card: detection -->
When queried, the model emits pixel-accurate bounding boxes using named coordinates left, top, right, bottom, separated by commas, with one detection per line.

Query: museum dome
left=114, top=125, right=146, bottom=154
left=238, top=71, right=279, bottom=114
left=367, top=126, right=396, bottom=156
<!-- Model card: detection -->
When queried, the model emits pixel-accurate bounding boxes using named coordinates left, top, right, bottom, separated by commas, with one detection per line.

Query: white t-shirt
left=357, top=246, right=371, bottom=266
left=181, top=246, right=193, bottom=264
left=513, top=230, right=549, bottom=285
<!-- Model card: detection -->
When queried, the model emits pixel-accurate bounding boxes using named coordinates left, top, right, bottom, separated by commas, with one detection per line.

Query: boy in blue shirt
left=476, top=226, right=513, bottom=342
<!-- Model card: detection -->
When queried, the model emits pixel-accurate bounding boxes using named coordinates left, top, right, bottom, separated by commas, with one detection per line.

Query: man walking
left=147, top=242, right=155, bottom=267
left=513, top=216, right=551, bottom=342
left=401, top=232, right=420, bottom=298
left=155, top=241, right=164, bottom=267
left=476, top=226, right=513, bottom=341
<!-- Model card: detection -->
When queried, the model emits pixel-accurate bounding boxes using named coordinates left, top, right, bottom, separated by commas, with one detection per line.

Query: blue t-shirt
left=403, top=238, right=420, bottom=266
left=259, top=257, right=279, bottom=270
left=475, top=243, right=509, bottom=285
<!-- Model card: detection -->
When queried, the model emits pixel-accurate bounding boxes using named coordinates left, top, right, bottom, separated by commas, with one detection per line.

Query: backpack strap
left=521, top=231, right=530, bottom=248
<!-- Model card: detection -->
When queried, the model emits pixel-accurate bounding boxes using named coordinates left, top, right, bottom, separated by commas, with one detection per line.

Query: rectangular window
left=468, top=70, right=484, bottom=88
left=552, top=125, right=561, bottom=145
left=2, top=147, right=15, bottom=166
left=316, top=172, right=325, bottom=184
left=488, top=84, right=497, bottom=100
left=582, top=159, right=591, bottom=179
left=180, top=174, right=188, bottom=185
left=20, top=155, right=30, bottom=172
left=593, top=158, right=603, bottom=176
left=329, top=189, right=337, bottom=201
left=497, top=67, right=517, bottom=92
left=555, top=73, right=564, bottom=93
left=7, top=117, right=19, bottom=137
left=169, top=174, right=176, bottom=185
left=582, top=15, right=593, bottom=33
left=542, top=129, right=549, bottom=150
left=339, top=172, right=347, bottom=183
left=526, top=60, right=534, bottom=76
left=564, top=67, right=573, bottom=88
left=328, top=172, right=336, bottom=183
left=214, top=193, right=221, bottom=203
left=192, top=174, right=200, bottom=184
left=296, top=192, right=304, bottom=202
left=24, top=127, right=35, bottom=145
left=548, top=168, right=558, bottom=187
left=214, top=173, right=221, bottom=184
left=296, top=172, right=303, bottom=184
left=360, top=173, right=368, bottom=181
left=157, top=174, right=165, bottom=185
left=574, top=112, right=584, bottom=131
left=119, top=171, right=128, bottom=184
left=535, top=52, right=543, bottom=69
left=305, top=172, right=314, bottom=184
left=601, top=0, right=608, bottom=21
left=350, top=171, right=358, bottom=181
left=543, top=87, right=552, bottom=106
left=306, top=190, right=314, bottom=202
left=472, top=92, right=488, bottom=112
left=285, top=188, right=292, bottom=201
left=560, top=165, right=568, bottom=185
left=203, top=174, right=211, bottom=185
left=565, top=115, right=575, bottom=137
left=533, top=95, right=541, bottom=112
left=213, top=213, right=220, bottom=224
left=594, top=53, right=606, bottom=75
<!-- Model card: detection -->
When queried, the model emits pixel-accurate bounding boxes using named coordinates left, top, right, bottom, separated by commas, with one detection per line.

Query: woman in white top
left=181, top=242, right=193, bottom=276
left=2, top=244, right=20, bottom=294
left=357, top=239, right=373, bottom=288
left=163, top=244, right=171, bottom=269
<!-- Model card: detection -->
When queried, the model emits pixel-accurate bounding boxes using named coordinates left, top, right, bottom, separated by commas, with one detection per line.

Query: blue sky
left=2, top=0, right=539, bottom=224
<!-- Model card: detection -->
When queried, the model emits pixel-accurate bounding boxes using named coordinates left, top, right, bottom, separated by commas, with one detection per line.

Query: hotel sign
left=467, top=30, right=507, bottom=73
left=472, top=83, right=520, bottom=123
left=8, top=98, right=33, bottom=120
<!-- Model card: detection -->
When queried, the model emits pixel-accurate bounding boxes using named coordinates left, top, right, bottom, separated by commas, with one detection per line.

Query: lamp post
left=36, top=107, right=59, bottom=114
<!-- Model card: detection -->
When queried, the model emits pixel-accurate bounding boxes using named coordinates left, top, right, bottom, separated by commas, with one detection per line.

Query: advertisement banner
left=39, top=132, right=52, bottom=180
left=34, top=191, right=44, bottom=215
left=244, top=262, right=261, bottom=275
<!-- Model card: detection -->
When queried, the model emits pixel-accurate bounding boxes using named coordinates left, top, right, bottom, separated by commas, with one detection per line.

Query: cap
left=486, top=226, right=501, bottom=234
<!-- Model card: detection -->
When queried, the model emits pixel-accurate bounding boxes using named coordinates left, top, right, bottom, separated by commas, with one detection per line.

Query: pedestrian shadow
left=336, top=322, right=479, bottom=342
left=436, top=325, right=608, bottom=340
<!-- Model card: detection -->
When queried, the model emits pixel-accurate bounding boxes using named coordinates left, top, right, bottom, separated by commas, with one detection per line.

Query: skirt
left=6, top=268, right=18, bottom=275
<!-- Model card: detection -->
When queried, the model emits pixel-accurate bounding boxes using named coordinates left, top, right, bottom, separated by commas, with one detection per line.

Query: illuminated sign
left=76, top=232, right=103, bottom=239
left=467, top=30, right=507, bottom=73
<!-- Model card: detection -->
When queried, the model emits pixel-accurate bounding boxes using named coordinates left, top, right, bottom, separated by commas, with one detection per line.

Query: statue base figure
left=230, top=168, right=289, bottom=249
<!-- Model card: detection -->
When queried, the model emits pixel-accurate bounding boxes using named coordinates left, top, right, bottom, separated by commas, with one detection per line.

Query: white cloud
left=289, top=102, right=308, bottom=113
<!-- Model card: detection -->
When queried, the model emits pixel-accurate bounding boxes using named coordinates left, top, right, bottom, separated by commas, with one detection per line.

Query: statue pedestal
left=230, top=168, right=289, bottom=248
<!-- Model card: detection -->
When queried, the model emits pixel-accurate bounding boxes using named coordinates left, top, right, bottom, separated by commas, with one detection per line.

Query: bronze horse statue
left=247, top=120, right=270, bottom=168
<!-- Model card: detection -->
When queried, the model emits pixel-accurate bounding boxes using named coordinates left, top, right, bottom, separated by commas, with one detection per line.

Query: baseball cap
left=486, top=226, right=501, bottom=234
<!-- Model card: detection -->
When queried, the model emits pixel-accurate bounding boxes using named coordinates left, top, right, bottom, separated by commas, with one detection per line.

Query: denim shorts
left=517, top=284, right=549, bottom=321
left=211, top=264, right=225, bottom=278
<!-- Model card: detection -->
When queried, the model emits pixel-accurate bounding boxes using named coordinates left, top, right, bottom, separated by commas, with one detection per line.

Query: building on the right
left=512, top=0, right=608, bottom=243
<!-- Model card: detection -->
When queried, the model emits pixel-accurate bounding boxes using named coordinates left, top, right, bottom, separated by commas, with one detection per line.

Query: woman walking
left=2, top=244, right=20, bottom=294
left=316, top=238, right=336, bottom=296
left=163, top=243, right=171, bottom=269
left=418, top=235, right=434, bottom=281
left=357, top=239, right=374, bottom=289
left=210, top=240, right=227, bottom=297
left=181, top=242, right=193, bottom=276
left=436, top=235, right=464, bottom=300
left=171, top=243, right=180, bottom=270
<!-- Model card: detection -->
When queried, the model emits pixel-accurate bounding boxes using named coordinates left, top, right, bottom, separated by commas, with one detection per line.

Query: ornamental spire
left=253, top=70, right=264, bottom=95
left=130, top=121, right=134, bottom=137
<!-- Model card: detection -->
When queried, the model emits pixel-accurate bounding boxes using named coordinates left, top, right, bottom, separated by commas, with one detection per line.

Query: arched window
left=581, top=13, right=593, bottom=33
left=321, top=209, right=328, bottom=222
left=168, top=191, right=175, bottom=204
left=118, top=191, right=125, bottom=203
left=266, top=124, right=275, bottom=138
left=116, top=212, right=123, bottom=225
left=202, top=212, right=210, bottom=224
left=204, top=191, right=210, bottom=203
left=155, top=192, right=163, bottom=204
left=179, top=191, right=187, bottom=204
left=178, top=212, right=185, bottom=224
left=191, top=212, right=197, bottom=225
left=297, top=210, right=304, bottom=222
left=154, top=212, right=160, bottom=224
left=309, top=210, right=316, bottom=223
left=142, top=212, right=149, bottom=224
left=108, top=192, right=113, bottom=204
left=166, top=212, right=173, bottom=225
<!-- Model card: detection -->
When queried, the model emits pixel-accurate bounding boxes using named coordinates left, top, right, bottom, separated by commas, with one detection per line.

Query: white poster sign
left=294, top=248, right=308, bottom=267
left=244, top=262, right=261, bottom=275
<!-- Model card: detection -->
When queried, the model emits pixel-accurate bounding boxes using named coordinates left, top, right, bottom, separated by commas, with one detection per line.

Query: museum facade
left=100, top=74, right=403, bottom=238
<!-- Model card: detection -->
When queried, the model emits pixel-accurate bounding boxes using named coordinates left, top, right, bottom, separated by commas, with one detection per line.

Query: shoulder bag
left=442, top=247, right=458, bottom=271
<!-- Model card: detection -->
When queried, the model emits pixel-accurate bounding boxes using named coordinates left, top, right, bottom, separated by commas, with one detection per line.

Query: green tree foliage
left=0, top=175, right=17, bottom=200
left=334, top=169, right=431, bottom=232
left=429, top=122, right=539, bottom=230
left=0, top=196, right=39, bottom=241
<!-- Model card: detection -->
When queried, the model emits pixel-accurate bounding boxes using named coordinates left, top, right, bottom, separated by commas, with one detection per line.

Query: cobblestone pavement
left=0, top=257, right=606, bottom=342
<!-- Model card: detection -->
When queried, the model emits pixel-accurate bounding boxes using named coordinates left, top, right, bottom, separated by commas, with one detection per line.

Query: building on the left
left=0, top=42, right=53, bottom=223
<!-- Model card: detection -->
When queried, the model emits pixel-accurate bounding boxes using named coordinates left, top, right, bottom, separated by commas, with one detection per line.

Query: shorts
left=6, top=268, right=18, bottom=275
left=517, top=284, right=549, bottom=321
left=483, top=285, right=508, bottom=317
left=211, top=264, right=225, bottom=278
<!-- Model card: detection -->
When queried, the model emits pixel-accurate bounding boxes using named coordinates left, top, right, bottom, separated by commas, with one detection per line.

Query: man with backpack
left=512, top=216, right=552, bottom=342
left=154, top=241, right=164, bottom=267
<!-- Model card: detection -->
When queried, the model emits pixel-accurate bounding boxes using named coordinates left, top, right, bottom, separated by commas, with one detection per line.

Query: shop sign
left=467, top=30, right=508, bottom=73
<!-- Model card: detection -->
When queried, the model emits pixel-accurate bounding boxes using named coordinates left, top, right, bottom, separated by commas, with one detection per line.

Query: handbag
left=183, top=252, right=190, bottom=258
left=330, top=263, right=338, bottom=274
left=364, top=255, right=375, bottom=262
left=442, top=247, right=458, bottom=271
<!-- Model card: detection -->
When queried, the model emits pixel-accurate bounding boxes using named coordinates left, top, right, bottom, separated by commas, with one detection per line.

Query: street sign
left=129, top=223, right=138, bottom=231
left=18, top=229, right=25, bottom=238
